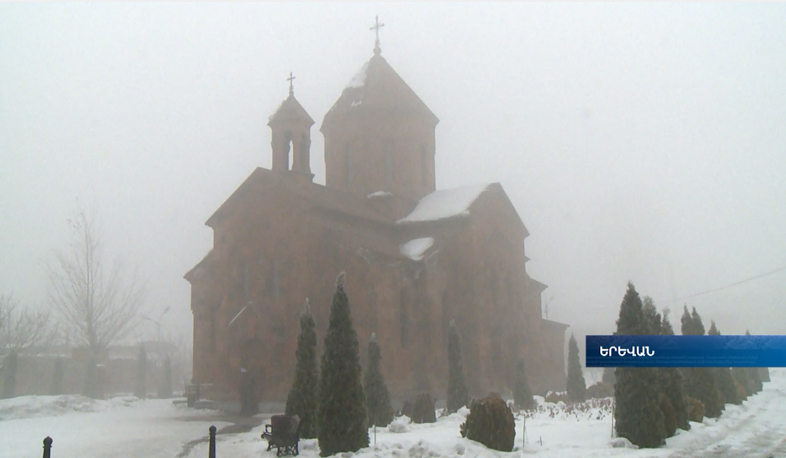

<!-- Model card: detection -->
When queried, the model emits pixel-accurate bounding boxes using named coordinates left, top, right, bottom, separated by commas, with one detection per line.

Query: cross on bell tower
left=287, top=71, right=296, bottom=96
left=370, top=15, right=384, bottom=55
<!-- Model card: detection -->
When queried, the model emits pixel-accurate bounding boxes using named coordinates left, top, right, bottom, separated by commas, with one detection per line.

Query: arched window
left=209, top=308, right=217, bottom=351
left=399, top=289, right=411, bottom=348
left=385, top=141, right=394, bottom=184
left=345, top=143, right=353, bottom=184
left=300, top=133, right=310, bottom=171
left=272, top=259, right=280, bottom=299
left=421, top=144, right=429, bottom=187
left=242, top=262, right=249, bottom=301
left=283, top=131, right=293, bottom=171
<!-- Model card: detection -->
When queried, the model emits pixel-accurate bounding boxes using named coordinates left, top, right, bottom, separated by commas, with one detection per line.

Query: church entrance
left=239, top=339, right=265, bottom=416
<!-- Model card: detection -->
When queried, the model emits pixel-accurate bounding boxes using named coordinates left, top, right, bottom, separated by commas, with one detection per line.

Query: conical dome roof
left=268, top=93, right=315, bottom=127
left=321, top=53, right=438, bottom=131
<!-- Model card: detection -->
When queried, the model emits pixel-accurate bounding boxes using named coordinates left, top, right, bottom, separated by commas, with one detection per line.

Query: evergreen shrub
left=659, top=393, right=677, bottom=438
left=317, top=273, right=369, bottom=456
left=688, top=397, right=704, bottom=423
left=404, top=392, right=436, bottom=424
left=459, top=395, right=516, bottom=452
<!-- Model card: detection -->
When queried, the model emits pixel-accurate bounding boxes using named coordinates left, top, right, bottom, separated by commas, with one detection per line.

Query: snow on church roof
left=400, top=237, right=434, bottom=261
left=397, top=184, right=490, bottom=224
left=346, top=62, right=369, bottom=89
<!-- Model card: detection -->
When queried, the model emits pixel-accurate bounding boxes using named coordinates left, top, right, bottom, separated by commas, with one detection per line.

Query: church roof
left=204, top=167, right=395, bottom=229
left=397, top=184, right=490, bottom=224
left=396, top=182, right=529, bottom=239
left=321, top=53, right=439, bottom=130
left=542, top=319, right=570, bottom=331
left=267, top=93, right=315, bottom=127
left=184, top=249, right=214, bottom=283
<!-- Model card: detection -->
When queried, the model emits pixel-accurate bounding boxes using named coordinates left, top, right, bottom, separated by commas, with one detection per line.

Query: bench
left=261, top=414, right=301, bottom=456
left=185, top=382, right=213, bottom=408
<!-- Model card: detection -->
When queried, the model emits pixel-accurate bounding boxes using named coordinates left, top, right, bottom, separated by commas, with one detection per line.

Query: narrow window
left=345, top=143, right=353, bottom=184
left=209, top=308, right=217, bottom=351
left=272, top=259, right=280, bottom=299
left=300, top=133, right=310, bottom=170
left=421, top=144, right=429, bottom=187
left=283, top=131, right=293, bottom=171
left=385, top=141, right=394, bottom=184
left=399, top=290, right=410, bottom=348
left=242, top=262, right=249, bottom=301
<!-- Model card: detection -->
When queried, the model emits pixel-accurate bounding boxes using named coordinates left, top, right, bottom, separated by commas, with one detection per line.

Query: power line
left=675, top=264, right=786, bottom=301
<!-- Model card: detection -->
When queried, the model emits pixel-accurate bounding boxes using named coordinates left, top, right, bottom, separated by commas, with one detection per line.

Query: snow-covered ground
left=2, top=369, right=785, bottom=458
left=0, top=395, right=230, bottom=458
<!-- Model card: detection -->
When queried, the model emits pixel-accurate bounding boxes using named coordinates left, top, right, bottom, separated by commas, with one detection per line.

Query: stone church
left=185, top=39, right=568, bottom=406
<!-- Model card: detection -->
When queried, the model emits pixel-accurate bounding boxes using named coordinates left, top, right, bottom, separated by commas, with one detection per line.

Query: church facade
left=185, top=43, right=568, bottom=406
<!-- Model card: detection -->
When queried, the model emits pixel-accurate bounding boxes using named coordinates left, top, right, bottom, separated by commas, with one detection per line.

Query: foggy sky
left=2, top=3, right=785, bottom=349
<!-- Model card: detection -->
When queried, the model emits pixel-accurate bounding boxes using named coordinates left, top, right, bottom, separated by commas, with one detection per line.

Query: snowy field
left=2, top=369, right=785, bottom=458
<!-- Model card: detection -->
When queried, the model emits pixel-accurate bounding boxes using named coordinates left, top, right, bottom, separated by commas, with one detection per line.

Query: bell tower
left=267, top=73, right=315, bottom=181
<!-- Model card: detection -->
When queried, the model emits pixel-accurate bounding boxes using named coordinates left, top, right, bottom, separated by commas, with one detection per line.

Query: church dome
left=321, top=53, right=438, bottom=131
left=320, top=48, right=439, bottom=204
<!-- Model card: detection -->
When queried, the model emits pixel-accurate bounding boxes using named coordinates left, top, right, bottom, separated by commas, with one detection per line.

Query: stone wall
left=5, top=353, right=186, bottom=398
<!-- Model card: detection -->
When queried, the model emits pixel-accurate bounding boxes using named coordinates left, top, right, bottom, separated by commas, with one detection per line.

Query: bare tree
left=0, top=295, right=52, bottom=398
left=47, top=209, right=145, bottom=398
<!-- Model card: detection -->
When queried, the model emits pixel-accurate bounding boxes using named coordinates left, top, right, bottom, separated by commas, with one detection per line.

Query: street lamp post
left=142, top=306, right=171, bottom=342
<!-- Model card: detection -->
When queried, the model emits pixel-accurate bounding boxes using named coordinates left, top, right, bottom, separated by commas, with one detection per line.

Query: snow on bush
left=518, top=397, right=614, bottom=422
left=388, top=415, right=411, bottom=434
left=610, top=437, right=639, bottom=449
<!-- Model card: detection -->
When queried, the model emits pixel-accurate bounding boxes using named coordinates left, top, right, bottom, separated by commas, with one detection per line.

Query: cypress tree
left=566, top=334, right=587, bottom=402
left=317, top=273, right=369, bottom=456
left=680, top=306, right=698, bottom=336
left=134, top=346, right=146, bottom=398
left=690, top=308, right=705, bottom=335
left=758, top=367, right=771, bottom=383
left=512, top=359, right=534, bottom=410
left=708, top=322, right=740, bottom=406
left=681, top=307, right=722, bottom=418
left=745, top=330, right=763, bottom=394
left=678, top=306, right=695, bottom=406
left=602, top=367, right=616, bottom=385
left=642, top=297, right=662, bottom=335
left=50, top=357, right=64, bottom=395
left=642, top=295, right=680, bottom=434
left=732, top=367, right=752, bottom=398
left=613, top=283, right=665, bottom=448
left=447, top=320, right=470, bottom=413
left=658, top=309, right=690, bottom=431
left=364, top=332, right=394, bottom=427
left=680, top=307, right=697, bottom=399
left=286, top=299, right=319, bottom=438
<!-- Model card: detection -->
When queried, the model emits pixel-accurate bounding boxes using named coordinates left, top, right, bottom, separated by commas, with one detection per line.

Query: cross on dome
left=370, top=15, right=385, bottom=55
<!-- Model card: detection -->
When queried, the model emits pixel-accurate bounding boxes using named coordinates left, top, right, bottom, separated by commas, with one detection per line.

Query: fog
left=1, top=3, right=785, bottom=348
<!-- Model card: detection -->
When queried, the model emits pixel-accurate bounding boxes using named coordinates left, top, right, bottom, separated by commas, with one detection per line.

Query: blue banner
left=586, top=335, right=786, bottom=367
